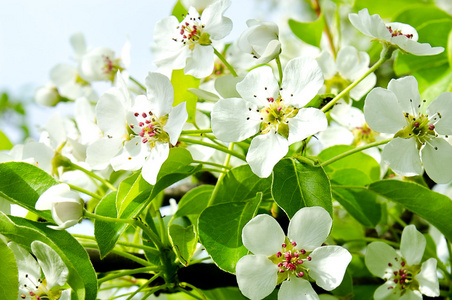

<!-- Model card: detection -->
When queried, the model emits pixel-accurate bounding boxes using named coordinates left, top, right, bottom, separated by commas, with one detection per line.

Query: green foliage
left=0, top=237, right=18, bottom=300
left=171, top=69, right=201, bottom=123
left=198, top=193, right=262, bottom=273
left=272, top=157, right=333, bottom=218
left=0, top=212, right=97, bottom=300
left=175, top=185, right=213, bottom=218
left=0, top=131, right=13, bottom=150
left=354, top=0, right=434, bottom=18
left=0, top=162, right=56, bottom=221
left=288, top=15, right=325, bottom=48
left=171, top=0, right=188, bottom=22
left=169, top=223, right=197, bottom=266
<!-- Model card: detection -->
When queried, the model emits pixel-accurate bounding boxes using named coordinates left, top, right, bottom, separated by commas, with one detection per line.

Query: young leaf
left=288, top=15, right=324, bottom=48
left=94, top=192, right=121, bottom=259
left=272, top=157, right=333, bottom=218
left=171, top=69, right=200, bottom=123
left=175, top=185, right=214, bottom=218
left=0, top=237, right=18, bottom=300
left=169, top=223, right=197, bottom=266
left=171, top=0, right=188, bottom=22
left=198, top=193, right=262, bottom=273
left=0, top=131, right=13, bottom=150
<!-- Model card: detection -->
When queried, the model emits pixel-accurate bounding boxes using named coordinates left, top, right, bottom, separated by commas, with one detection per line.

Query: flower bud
left=35, top=85, right=60, bottom=106
left=35, top=183, right=84, bottom=230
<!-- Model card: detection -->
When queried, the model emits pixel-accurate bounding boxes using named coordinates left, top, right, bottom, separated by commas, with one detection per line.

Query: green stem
left=213, top=47, right=238, bottom=77
left=82, top=242, right=154, bottom=267
left=178, top=137, right=246, bottom=161
left=321, top=45, right=391, bottom=112
left=207, top=143, right=234, bottom=206
left=126, top=273, right=162, bottom=300
left=129, top=76, right=146, bottom=92
left=276, top=56, right=283, bottom=85
left=321, top=138, right=392, bottom=167
left=389, top=211, right=408, bottom=227
left=65, top=183, right=102, bottom=200
left=181, top=129, right=212, bottom=135
left=84, top=210, right=163, bottom=249
left=73, top=234, right=160, bottom=255
left=192, top=160, right=232, bottom=170
left=68, top=161, right=117, bottom=191
left=201, top=167, right=227, bottom=174
left=97, top=266, right=160, bottom=285
left=153, top=202, right=168, bottom=246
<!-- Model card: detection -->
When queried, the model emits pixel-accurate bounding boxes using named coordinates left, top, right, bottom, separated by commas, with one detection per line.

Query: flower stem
left=192, top=160, right=232, bottom=170
left=276, top=55, right=283, bottom=85
left=73, top=234, right=160, bottom=255
left=83, top=210, right=163, bottom=249
left=321, top=138, right=392, bottom=167
left=179, top=282, right=207, bottom=300
left=178, top=137, right=246, bottom=161
left=129, top=76, right=146, bottom=92
left=125, top=273, right=162, bottom=300
left=321, top=45, right=391, bottom=112
left=201, top=167, right=227, bottom=174
left=213, top=47, right=238, bottom=77
left=82, top=242, right=154, bottom=267
left=97, top=266, right=160, bottom=285
left=181, top=129, right=213, bottom=135
left=67, top=161, right=117, bottom=191
left=207, top=143, right=234, bottom=206
left=65, top=182, right=102, bottom=200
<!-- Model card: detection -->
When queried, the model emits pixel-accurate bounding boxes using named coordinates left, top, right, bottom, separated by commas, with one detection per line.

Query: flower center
left=269, top=239, right=312, bottom=284
left=395, top=99, right=442, bottom=149
left=102, top=56, right=123, bottom=81
left=387, top=26, right=414, bottom=39
left=130, top=111, right=169, bottom=148
left=173, top=13, right=211, bottom=50
left=20, top=274, right=62, bottom=300
left=353, top=123, right=378, bottom=146
left=384, top=258, right=420, bottom=296
left=258, top=96, right=298, bottom=138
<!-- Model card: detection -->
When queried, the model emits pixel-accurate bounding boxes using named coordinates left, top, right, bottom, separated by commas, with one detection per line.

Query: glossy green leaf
left=94, top=192, right=121, bottom=259
left=0, top=131, right=13, bottom=150
left=272, top=158, right=332, bottom=218
left=0, top=162, right=56, bottom=220
left=331, top=169, right=381, bottom=226
left=421, top=69, right=452, bottom=101
left=117, top=172, right=151, bottom=215
left=169, top=224, right=197, bottom=266
left=171, top=69, right=200, bottom=123
left=369, top=180, right=452, bottom=241
left=175, top=185, right=214, bottom=218
left=354, top=0, right=433, bottom=19
left=198, top=193, right=262, bottom=273
left=318, top=145, right=380, bottom=181
left=288, top=15, right=324, bottom=48
left=212, top=164, right=272, bottom=204
left=171, top=0, right=188, bottom=22
left=0, top=237, right=18, bottom=300
left=0, top=212, right=97, bottom=300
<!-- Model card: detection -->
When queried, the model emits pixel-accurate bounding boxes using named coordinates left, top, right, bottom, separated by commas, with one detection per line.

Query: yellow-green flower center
left=258, top=96, right=298, bottom=139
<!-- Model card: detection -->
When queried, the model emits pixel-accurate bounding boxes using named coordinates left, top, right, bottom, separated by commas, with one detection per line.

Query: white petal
left=96, top=87, right=128, bottom=137
left=382, top=138, right=423, bottom=176
left=279, top=277, right=319, bottom=300
left=236, top=66, right=279, bottom=107
left=316, top=51, right=336, bottom=79
left=288, top=206, right=332, bottom=251
left=416, top=258, right=440, bottom=297
left=35, top=183, right=73, bottom=210
left=236, top=255, right=278, bottom=300
left=318, top=126, right=354, bottom=148
left=288, top=108, right=327, bottom=145
left=400, top=225, right=425, bottom=266
left=185, top=45, right=215, bottom=78
left=388, top=76, right=421, bottom=115
left=59, top=289, right=72, bottom=300
left=8, top=242, right=41, bottom=281
left=141, top=142, right=170, bottom=185
left=349, top=72, right=376, bottom=101
left=364, top=87, right=405, bottom=133
left=246, top=131, right=288, bottom=178
left=70, top=32, right=87, bottom=60
left=214, top=75, right=242, bottom=99
left=49, top=64, right=76, bottom=86
left=31, top=241, right=68, bottom=290
left=392, top=36, right=444, bottom=56
left=348, top=9, right=391, bottom=40
left=50, top=200, right=83, bottom=229
left=399, top=290, right=423, bottom=300
left=86, top=137, right=124, bottom=170
left=202, top=0, right=233, bottom=40
left=427, top=92, right=452, bottom=135
left=242, top=214, right=285, bottom=256
left=111, top=137, right=147, bottom=172
left=281, top=57, right=323, bottom=107
left=211, top=98, right=260, bottom=142
left=421, top=138, right=452, bottom=184
left=374, top=281, right=401, bottom=300
left=164, top=102, right=188, bottom=145
left=22, top=142, right=54, bottom=174
left=365, top=242, right=400, bottom=278
left=337, top=46, right=370, bottom=80
left=145, top=72, right=174, bottom=117
left=331, top=105, right=365, bottom=129
left=304, top=246, right=352, bottom=291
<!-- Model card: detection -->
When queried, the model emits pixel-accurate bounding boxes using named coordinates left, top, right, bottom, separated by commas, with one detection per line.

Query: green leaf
left=353, top=0, right=433, bottom=19
left=421, top=69, right=452, bottom=101
left=272, top=158, right=332, bottom=218
left=96, top=148, right=200, bottom=258
left=448, top=29, right=452, bottom=68
left=318, top=145, right=380, bottom=181
left=0, top=237, right=18, bottom=300
left=368, top=180, right=452, bottom=241
left=198, top=193, right=262, bottom=273
left=0, top=162, right=56, bottom=220
left=0, top=131, right=13, bottom=150
left=171, top=0, right=188, bottom=22
left=288, top=15, right=324, bottom=48
left=331, top=169, right=381, bottom=226
left=0, top=212, right=97, bottom=300
left=175, top=185, right=214, bottom=218
left=212, top=164, right=272, bottom=204
left=171, top=69, right=200, bottom=123
left=169, top=224, right=197, bottom=266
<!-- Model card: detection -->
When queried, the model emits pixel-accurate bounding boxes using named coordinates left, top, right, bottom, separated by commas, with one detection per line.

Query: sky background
left=0, top=0, right=264, bottom=143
